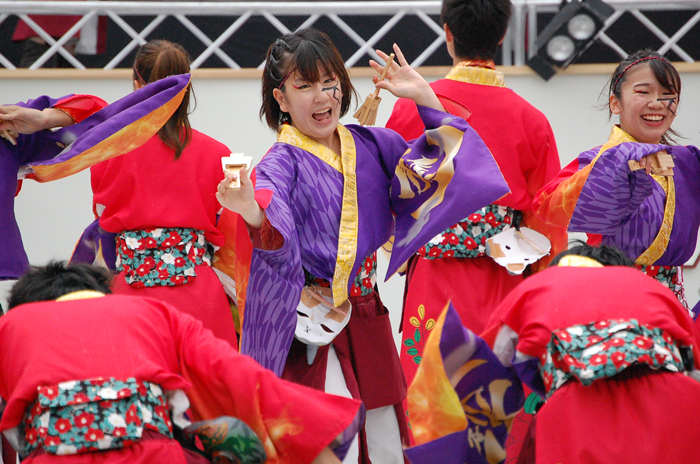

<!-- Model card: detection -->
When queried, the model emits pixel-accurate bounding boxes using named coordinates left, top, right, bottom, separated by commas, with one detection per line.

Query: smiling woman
left=609, top=53, right=680, bottom=145
left=215, top=27, right=511, bottom=464
left=533, top=49, right=700, bottom=313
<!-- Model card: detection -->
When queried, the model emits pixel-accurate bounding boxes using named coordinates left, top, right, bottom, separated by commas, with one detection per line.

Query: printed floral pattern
left=350, top=252, right=377, bottom=297
left=116, top=228, right=211, bottom=287
left=541, top=319, right=684, bottom=398
left=403, top=304, right=436, bottom=365
left=311, top=253, right=377, bottom=298
left=638, top=264, right=688, bottom=309
left=418, top=204, right=514, bottom=259
left=24, top=378, right=173, bottom=456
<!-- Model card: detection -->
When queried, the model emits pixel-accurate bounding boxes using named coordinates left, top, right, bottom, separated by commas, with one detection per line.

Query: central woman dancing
left=217, top=28, right=509, bottom=463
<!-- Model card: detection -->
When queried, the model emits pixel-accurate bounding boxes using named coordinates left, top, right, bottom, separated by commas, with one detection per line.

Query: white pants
left=324, top=345, right=404, bottom=464
left=0, top=279, right=15, bottom=313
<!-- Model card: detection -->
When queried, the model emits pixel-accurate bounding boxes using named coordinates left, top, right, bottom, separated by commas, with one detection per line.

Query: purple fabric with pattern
left=404, top=304, right=524, bottom=464
left=241, top=106, right=509, bottom=376
left=0, top=75, right=189, bottom=280
left=570, top=142, right=700, bottom=264
left=1, top=96, right=63, bottom=279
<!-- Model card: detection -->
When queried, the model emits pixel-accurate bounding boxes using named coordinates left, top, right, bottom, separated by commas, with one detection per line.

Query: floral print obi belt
left=23, top=377, right=173, bottom=457
left=117, top=227, right=211, bottom=287
left=637, top=264, right=689, bottom=311
left=541, top=319, right=688, bottom=399
left=418, top=204, right=514, bottom=259
left=308, top=252, right=377, bottom=298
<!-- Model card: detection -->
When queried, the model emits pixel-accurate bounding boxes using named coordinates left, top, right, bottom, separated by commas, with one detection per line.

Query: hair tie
left=613, top=55, right=672, bottom=94
left=134, top=65, right=148, bottom=85
left=278, top=67, right=295, bottom=89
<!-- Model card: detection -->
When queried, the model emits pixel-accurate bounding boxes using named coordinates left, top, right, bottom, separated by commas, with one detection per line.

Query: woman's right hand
left=216, top=167, right=264, bottom=229
left=637, top=153, right=674, bottom=176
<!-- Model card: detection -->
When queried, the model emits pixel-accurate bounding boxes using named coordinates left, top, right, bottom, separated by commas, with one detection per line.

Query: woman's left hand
left=369, top=44, right=444, bottom=112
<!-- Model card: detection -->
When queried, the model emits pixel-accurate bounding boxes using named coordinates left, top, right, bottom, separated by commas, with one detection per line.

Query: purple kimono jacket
left=570, top=138, right=700, bottom=265
left=242, top=106, right=510, bottom=376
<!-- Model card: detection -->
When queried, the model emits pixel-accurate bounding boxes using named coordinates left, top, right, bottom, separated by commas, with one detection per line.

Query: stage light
left=568, top=14, right=596, bottom=40
left=527, top=0, right=614, bottom=81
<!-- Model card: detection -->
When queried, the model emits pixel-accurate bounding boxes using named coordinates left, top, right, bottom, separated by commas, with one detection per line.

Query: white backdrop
left=3, top=66, right=700, bottom=340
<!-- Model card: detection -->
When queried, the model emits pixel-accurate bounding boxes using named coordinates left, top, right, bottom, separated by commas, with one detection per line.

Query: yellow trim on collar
left=445, top=61, right=506, bottom=87
left=56, top=290, right=106, bottom=302
left=557, top=255, right=604, bottom=268
left=277, top=125, right=342, bottom=173
left=276, top=124, right=359, bottom=307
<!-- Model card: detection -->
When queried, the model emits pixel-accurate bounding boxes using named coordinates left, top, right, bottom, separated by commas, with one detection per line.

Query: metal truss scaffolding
left=0, top=0, right=699, bottom=70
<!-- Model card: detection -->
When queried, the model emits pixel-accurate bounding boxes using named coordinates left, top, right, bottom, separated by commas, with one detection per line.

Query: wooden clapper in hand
left=353, top=53, right=395, bottom=126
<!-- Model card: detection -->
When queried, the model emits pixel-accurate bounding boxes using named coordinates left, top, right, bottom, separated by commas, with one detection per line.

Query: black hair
left=441, top=0, right=512, bottom=61
left=7, top=262, right=113, bottom=310
left=549, top=241, right=635, bottom=267
left=605, top=49, right=681, bottom=144
left=260, top=28, right=357, bottom=132
left=133, top=40, right=195, bottom=159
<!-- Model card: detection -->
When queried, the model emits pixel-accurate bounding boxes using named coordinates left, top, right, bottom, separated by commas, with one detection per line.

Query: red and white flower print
left=542, top=319, right=686, bottom=398
left=117, top=228, right=211, bottom=288
left=74, top=412, right=95, bottom=428
left=349, top=253, right=377, bottom=297
left=24, top=377, right=173, bottom=456
left=418, top=205, right=515, bottom=260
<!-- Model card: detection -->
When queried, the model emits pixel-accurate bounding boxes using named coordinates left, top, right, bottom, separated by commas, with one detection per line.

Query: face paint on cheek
left=322, top=85, right=341, bottom=107
left=658, top=97, right=677, bottom=115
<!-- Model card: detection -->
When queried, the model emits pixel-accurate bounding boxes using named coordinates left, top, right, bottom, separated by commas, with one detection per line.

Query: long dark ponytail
left=133, top=40, right=194, bottom=159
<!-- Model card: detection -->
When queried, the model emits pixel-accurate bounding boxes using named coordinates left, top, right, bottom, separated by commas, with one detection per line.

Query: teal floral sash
left=637, top=264, right=688, bottom=310
left=309, top=252, right=377, bottom=298
left=23, top=377, right=173, bottom=456
left=117, top=227, right=211, bottom=287
left=542, top=319, right=685, bottom=398
left=418, top=204, right=514, bottom=259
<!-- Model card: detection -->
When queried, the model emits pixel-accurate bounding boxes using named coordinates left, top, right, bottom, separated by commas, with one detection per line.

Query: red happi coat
left=482, top=266, right=700, bottom=464
left=91, top=131, right=238, bottom=348
left=0, top=294, right=360, bottom=464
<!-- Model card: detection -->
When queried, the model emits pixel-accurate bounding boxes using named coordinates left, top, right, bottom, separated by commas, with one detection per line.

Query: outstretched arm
left=369, top=44, right=444, bottom=112
left=0, top=105, right=74, bottom=134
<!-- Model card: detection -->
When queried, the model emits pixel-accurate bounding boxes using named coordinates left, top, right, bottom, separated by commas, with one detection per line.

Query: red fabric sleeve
left=259, top=214, right=285, bottom=251
left=170, top=309, right=361, bottom=464
left=519, top=117, right=567, bottom=272
left=385, top=97, right=424, bottom=141
left=531, top=157, right=585, bottom=229
left=54, top=95, right=108, bottom=123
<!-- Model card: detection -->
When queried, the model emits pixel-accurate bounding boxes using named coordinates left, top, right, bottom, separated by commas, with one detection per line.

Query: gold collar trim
left=277, top=125, right=342, bottom=173
left=445, top=61, right=505, bottom=87
left=276, top=124, right=359, bottom=307
left=557, top=255, right=604, bottom=268
left=609, top=125, right=637, bottom=144
left=56, top=290, right=106, bottom=302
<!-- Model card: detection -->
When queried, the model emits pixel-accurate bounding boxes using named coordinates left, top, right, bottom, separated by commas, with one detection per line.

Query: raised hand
left=216, top=167, right=264, bottom=229
left=369, top=44, right=444, bottom=111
